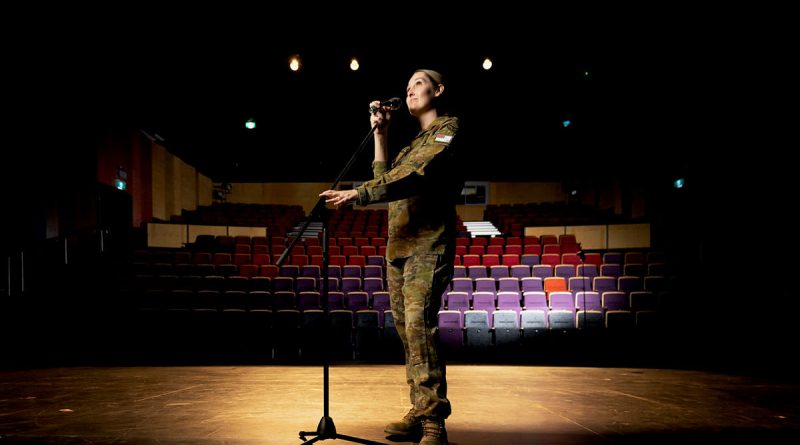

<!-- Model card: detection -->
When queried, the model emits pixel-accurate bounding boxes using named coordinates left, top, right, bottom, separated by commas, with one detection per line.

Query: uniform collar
left=416, top=115, right=450, bottom=139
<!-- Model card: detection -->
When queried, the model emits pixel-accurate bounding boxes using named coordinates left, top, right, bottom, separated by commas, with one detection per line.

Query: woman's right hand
left=369, top=100, right=391, bottom=134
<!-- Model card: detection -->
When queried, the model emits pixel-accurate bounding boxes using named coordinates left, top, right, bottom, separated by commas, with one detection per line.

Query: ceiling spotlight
left=289, top=55, right=301, bottom=72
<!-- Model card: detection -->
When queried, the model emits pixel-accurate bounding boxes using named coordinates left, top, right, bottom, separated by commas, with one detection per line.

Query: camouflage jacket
left=355, top=115, right=461, bottom=260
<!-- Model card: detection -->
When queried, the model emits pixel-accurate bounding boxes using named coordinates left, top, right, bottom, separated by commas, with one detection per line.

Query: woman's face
left=406, top=72, right=441, bottom=116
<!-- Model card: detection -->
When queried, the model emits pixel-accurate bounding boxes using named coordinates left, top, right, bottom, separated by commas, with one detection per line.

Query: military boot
left=383, top=408, right=422, bottom=436
left=419, top=418, right=447, bottom=445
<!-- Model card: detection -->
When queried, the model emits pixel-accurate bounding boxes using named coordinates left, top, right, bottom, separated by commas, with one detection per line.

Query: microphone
left=370, top=97, right=402, bottom=114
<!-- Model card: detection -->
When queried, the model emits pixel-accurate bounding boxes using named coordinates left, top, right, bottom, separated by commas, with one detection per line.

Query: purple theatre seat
left=472, top=292, right=496, bottom=313
left=497, top=277, right=520, bottom=292
left=548, top=291, right=576, bottom=331
left=521, top=254, right=540, bottom=267
left=497, top=291, right=522, bottom=314
left=272, top=277, right=295, bottom=292
left=520, top=277, right=544, bottom=293
left=366, top=255, right=385, bottom=266
left=342, top=264, right=363, bottom=278
left=568, top=276, right=592, bottom=293
left=345, top=291, right=369, bottom=312
left=603, top=291, right=634, bottom=329
left=362, top=277, right=384, bottom=296
left=603, top=252, right=623, bottom=264
left=510, top=265, right=531, bottom=279
left=554, top=264, right=576, bottom=283
left=301, top=264, right=321, bottom=279
left=575, top=291, right=603, bottom=330
left=363, top=265, right=383, bottom=279
left=600, top=263, right=621, bottom=278
left=324, top=277, right=340, bottom=292
left=490, top=265, right=510, bottom=279
left=295, top=277, right=317, bottom=293
left=438, top=310, right=464, bottom=349
left=593, top=276, right=617, bottom=293
left=575, top=291, right=602, bottom=311
left=602, top=291, right=629, bottom=311
left=297, top=291, right=321, bottom=311
left=474, top=278, right=497, bottom=293
left=623, top=263, right=645, bottom=277
left=467, top=265, right=488, bottom=278
left=446, top=292, right=470, bottom=313
left=279, top=265, right=300, bottom=278
left=273, top=291, right=296, bottom=310
left=371, top=291, right=390, bottom=325
left=523, top=291, right=547, bottom=311
left=326, top=291, right=345, bottom=310
left=532, top=265, right=553, bottom=279
left=450, top=278, right=474, bottom=295
left=617, top=276, right=643, bottom=295
left=340, top=277, right=362, bottom=293
left=247, top=291, right=272, bottom=311
left=576, top=264, right=598, bottom=279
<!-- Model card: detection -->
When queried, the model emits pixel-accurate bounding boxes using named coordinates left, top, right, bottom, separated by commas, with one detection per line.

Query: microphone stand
left=276, top=119, right=387, bottom=445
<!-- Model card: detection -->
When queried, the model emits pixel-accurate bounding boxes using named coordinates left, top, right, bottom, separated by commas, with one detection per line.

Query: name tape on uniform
left=434, top=134, right=453, bottom=143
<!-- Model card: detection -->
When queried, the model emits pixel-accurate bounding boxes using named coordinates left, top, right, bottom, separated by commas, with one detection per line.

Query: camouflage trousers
left=387, top=253, right=454, bottom=420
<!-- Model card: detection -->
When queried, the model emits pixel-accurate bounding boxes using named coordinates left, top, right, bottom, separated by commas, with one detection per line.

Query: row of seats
left=442, top=290, right=662, bottom=314
left=136, top=288, right=663, bottom=319
left=132, top=261, right=386, bottom=278
left=454, top=263, right=667, bottom=279
left=448, top=275, right=667, bottom=293
left=438, top=307, right=657, bottom=348
left=132, top=270, right=667, bottom=297
left=138, top=289, right=392, bottom=314
left=134, top=275, right=387, bottom=294
left=137, top=304, right=656, bottom=361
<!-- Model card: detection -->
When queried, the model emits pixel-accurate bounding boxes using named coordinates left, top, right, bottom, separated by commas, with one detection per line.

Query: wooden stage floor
left=1, top=364, right=798, bottom=444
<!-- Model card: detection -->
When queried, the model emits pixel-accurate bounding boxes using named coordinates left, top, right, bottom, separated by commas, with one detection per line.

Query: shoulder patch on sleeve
left=434, top=134, right=453, bottom=143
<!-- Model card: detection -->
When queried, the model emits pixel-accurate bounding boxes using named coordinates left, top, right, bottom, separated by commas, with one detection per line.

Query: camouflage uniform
left=355, top=115, right=461, bottom=420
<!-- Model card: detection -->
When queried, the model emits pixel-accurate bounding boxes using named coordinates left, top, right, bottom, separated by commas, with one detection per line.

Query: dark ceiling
left=8, top=17, right=696, bottom=186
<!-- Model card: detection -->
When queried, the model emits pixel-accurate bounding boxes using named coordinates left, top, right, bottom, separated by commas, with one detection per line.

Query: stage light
left=350, top=58, right=359, bottom=71
left=245, top=118, right=256, bottom=130
left=482, top=58, right=493, bottom=70
left=562, top=120, right=571, bottom=127
left=674, top=178, right=685, bottom=189
left=114, top=179, right=126, bottom=191
left=289, top=56, right=300, bottom=72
